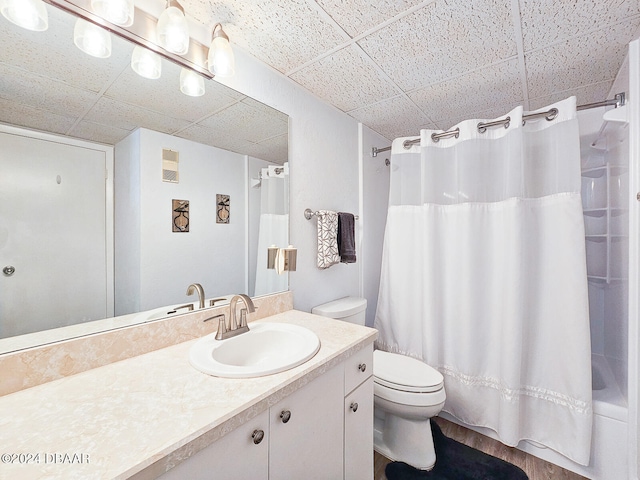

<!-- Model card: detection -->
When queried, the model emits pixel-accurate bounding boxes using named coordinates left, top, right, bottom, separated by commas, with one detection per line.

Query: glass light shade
left=180, top=68, right=204, bottom=97
left=131, top=45, right=161, bottom=79
left=74, top=18, right=111, bottom=58
left=156, top=6, right=189, bottom=55
left=207, top=35, right=235, bottom=77
left=0, top=0, right=48, bottom=31
left=91, top=0, right=134, bottom=27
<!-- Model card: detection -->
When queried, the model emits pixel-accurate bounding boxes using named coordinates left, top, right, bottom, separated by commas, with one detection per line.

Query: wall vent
left=162, top=149, right=179, bottom=183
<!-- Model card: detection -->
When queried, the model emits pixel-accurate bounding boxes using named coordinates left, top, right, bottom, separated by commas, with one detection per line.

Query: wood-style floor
left=373, top=417, right=589, bottom=480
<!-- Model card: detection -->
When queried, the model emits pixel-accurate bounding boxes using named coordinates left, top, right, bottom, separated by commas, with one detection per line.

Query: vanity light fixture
left=0, top=0, right=48, bottom=31
left=179, top=67, right=204, bottom=97
left=207, top=23, right=234, bottom=77
left=74, top=17, right=111, bottom=58
left=74, top=18, right=112, bottom=58
left=131, top=45, right=161, bottom=79
left=90, top=0, right=133, bottom=27
left=156, top=0, right=189, bottom=55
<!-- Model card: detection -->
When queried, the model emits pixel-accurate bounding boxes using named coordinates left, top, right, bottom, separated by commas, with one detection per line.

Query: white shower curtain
left=254, top=164, right=289, bottom=296
left=375, top=97, right=593, bottom=465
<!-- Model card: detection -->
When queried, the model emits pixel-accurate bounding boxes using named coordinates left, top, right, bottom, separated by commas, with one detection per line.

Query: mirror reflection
left=0, top=2, right=289, bottom=352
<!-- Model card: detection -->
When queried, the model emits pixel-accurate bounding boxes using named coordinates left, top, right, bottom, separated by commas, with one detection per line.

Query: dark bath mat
left=385, top=421, right=529, bottom=480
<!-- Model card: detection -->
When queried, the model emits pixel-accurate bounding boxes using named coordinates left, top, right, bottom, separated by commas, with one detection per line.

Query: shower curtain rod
left=370, top=92, right=626, bottom=157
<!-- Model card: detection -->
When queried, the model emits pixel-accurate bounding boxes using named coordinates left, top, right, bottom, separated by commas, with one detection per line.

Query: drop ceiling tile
left=0, top=63, right=98, bottom=117
left=240, top=97, right=289, bottom=125
left=348, top=95, right=433, bottom=140
left=436, top=100, right=524, bottom=131
left=183, top=0, right=346, bottom=74
left=198, top=100, right=288, bottom=143
left=177, top=123, right=256, bottom=154
left=314, top=0, right=424, bottom=37
left=83, top=97, right=191, bottom=134
left=0, top=98, right=77, bottom=136
left=245, top=133, right=288, bottom=164
left=408, top=59, right=522, bottom=125
left=0, top=4, right=132, bottom=93
left=290, top=45, right=399, bottom=112
left=103, top=59, right=239, bottom=122
left=525, top=19, right=639, bottom=100
left=358, top=0, right=517, bottom=91
left=528, top=81, right=614, bottom=111
left=520, top=0, right=640, bottom=52
left=68, top=120, right=133, bottom=145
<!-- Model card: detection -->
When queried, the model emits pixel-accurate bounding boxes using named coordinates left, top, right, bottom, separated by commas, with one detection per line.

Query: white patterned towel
left=316, top=210, right=340, bottom=269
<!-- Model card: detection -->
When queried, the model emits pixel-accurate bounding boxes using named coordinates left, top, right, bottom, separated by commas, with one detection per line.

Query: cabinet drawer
left=344, top=343, right=373, bottom=394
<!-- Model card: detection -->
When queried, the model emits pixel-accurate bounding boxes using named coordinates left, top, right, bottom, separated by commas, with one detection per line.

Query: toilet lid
left=373, top=350, right=444, bottom=393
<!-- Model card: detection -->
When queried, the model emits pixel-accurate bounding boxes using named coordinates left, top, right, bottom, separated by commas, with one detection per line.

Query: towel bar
left=304, top=208, right=359, bottom=220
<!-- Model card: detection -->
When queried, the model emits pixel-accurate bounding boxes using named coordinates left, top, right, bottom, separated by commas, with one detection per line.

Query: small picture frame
left=216, top=194, right=230, bottom=224
left=172, top=199, right=189, bottom=232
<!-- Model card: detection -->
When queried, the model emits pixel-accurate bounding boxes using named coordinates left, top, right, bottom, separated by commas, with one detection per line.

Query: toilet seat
left=373, top=350, right=444, bottom=393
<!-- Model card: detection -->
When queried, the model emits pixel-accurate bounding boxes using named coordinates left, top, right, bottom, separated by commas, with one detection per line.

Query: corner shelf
left=581, top=122, right=629, bottom=285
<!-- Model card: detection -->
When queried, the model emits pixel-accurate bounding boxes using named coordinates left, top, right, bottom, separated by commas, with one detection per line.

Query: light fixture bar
left=43, top=0, right=214, bottom=79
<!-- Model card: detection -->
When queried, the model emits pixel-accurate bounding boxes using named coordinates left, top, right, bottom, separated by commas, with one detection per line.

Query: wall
left=216, top=48, right=361, bottom=313
left=115, top=128, right=247, bottom=314
left=360, top=124, right=391, bottom=327
left=114, top=131, right=141, bottom=316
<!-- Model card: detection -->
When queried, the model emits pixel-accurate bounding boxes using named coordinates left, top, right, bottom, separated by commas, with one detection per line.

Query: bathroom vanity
left=160, top=339, right=374, bottom=479
left=0, top=309, right=377, bottom=479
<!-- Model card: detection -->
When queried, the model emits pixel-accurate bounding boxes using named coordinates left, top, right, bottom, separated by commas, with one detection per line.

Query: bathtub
left=439, top=354, right=629, bottom=479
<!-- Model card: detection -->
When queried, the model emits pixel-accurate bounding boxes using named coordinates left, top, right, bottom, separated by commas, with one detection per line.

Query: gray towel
left=337, top=212, right=356, bottom=263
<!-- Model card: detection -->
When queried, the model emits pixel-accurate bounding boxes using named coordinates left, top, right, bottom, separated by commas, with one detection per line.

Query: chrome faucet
left=186, top=283, right=205, bottom=309
left=215, top=294, right=255, bottom=340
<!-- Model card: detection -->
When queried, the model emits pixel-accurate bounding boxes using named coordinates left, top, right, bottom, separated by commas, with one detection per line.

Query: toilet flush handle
left=358, top=363, right=366, bottom=372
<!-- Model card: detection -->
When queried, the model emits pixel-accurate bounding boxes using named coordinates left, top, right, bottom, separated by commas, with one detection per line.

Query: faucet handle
left=173, top=303, right=194, bottom=313
left=239, top=309, right=247, bottom=328
left=206, top=314, right=227, bottom=340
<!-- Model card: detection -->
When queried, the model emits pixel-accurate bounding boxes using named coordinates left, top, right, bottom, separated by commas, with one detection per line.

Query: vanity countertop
left=0, top=310, right=377, bottom=480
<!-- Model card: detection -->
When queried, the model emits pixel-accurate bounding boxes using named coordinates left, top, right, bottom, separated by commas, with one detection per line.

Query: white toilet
left=311, top=297, right=446, bottom=470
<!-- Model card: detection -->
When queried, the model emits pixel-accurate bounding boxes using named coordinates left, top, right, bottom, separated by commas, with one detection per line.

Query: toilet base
left=374, top=410, right=437, bottom=471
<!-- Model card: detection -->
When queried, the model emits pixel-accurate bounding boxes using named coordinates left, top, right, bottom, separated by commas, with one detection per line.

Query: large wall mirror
left=0, top=1, right=289, bottom=353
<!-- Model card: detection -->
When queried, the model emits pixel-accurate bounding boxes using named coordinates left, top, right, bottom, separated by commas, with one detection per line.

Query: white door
left=0, top=130, right=109, bottom=338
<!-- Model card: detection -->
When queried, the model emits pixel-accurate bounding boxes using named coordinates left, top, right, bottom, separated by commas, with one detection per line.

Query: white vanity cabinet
left=158, top=410, right=270, bottom=480
left=269, top=364, right=344, bottom=479
left=343, top=345, right=374, bottom=480
left=158, top=344, right=373, bottom=480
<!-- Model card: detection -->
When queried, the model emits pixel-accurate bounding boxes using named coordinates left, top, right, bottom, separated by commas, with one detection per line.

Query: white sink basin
left=189, top=322, right=321, bottom=378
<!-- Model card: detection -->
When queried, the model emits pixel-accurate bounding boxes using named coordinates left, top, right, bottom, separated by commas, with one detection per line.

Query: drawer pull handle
left=280, top=410, right=291, bottom=423
left=358, top=363, right=367, bottom=373
left=350, top=402, right=359, bottom=413
left=252, top=429, right=264, bottom=445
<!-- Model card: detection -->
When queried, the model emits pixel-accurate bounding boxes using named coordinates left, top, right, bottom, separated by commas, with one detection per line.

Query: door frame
left=0, top=123, right=115, bottom=320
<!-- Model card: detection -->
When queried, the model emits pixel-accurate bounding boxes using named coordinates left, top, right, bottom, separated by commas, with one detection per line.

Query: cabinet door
left=269, top=365, right=344, bottom=480
left=344, top=377, right=374, bottom=480
left=158, top=410, right=269, bottom=480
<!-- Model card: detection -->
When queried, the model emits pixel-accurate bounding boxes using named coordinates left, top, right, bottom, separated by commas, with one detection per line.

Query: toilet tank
left=311, top=297, right=367, bottom=325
